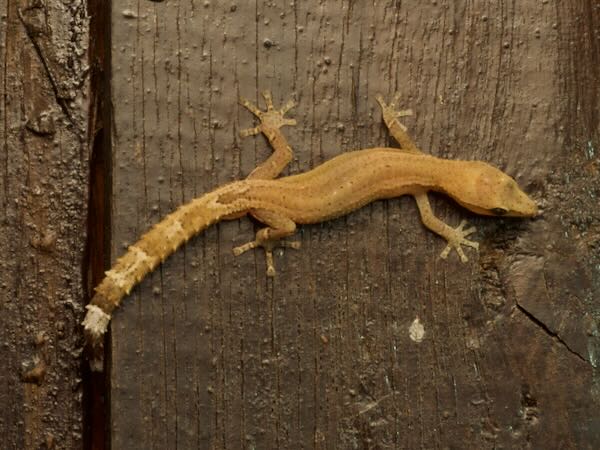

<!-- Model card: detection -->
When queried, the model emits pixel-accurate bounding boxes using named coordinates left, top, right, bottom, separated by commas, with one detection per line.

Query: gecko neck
left=381, top=152, right=476, bottom=194
left=426, top=156, right=476, bottom=191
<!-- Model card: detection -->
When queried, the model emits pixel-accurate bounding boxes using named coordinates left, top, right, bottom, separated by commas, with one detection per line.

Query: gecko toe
left=464, top=239, right=479, bottom=250
left=262, top=90, right=274, bottom=110
left=233, top=240, right=259, bottom=256
left=440, top=245, right=452, bottom=260
left=280, top=99, right=296, bottom=114
left=463, top=226, right=477, bottom=236
left=265, top=249, right=276, bottom=276
left=396, top=108, right=413, bottom=118
left=240, top=98, right=263, bottom=117
left=240, top=126, right=261, bottom=138
left=456, top=246, right=468, bottom=263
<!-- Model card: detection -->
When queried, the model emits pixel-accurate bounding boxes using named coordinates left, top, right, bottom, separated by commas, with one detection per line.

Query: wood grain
left=109, top=1, right=599, bottom=448
left=0, top=0, right=89, bottom=448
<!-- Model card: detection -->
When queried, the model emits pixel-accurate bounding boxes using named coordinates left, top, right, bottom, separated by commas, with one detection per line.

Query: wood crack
left=515, top=303, right=589, bottom=365
left=17, top=6, right=85, bottom=140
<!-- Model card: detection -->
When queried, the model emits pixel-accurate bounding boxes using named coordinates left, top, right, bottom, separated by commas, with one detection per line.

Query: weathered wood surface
left=0, top=0, right=89, bottom=448
left=110, top=1, right=599, bottom=448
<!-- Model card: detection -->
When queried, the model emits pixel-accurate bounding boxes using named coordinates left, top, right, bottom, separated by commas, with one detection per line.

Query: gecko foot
left=439, top=220, right=479, bottom=263
left=233, top=239, right=301, bottom=276
left=239, top=90, right=297, bottom=138
left=376, top=93, right=413, bottom=131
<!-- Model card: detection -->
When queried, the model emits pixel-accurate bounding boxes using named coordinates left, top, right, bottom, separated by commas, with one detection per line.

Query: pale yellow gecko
left=83, top=91, right=538, bottom=370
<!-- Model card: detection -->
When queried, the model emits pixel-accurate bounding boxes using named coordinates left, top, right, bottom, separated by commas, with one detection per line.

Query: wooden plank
left=0, top=0, right=89, bottom=448
left=109, top=0, right=599, bottom=448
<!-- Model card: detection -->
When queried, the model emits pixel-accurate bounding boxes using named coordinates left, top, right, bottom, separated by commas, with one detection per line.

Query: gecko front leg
left=376, top=93, right=420, bottom=154
left=239, top=90, right=297, bottom=180
left=379, top=95, right=479, bottom=261
left=414, top=192, right=479, bottom=262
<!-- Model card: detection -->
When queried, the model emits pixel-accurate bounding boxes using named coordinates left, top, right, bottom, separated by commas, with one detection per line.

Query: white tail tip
left=82, top=304, right=111, bottom=340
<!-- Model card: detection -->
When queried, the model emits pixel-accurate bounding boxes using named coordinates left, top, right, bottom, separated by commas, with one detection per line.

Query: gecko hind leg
left=233, top=209, right=300, bottom=276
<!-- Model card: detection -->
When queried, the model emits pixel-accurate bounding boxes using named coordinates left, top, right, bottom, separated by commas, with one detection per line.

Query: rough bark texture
left=107, top=1, right=599, bottom=449
left=0, top=0, right=89, bottom=449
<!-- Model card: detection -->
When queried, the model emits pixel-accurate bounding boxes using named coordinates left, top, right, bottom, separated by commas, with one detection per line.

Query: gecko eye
left=490, top=207, right=509, bottom=216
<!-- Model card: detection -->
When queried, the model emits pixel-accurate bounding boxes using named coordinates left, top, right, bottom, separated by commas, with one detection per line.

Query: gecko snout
left=507, top=188, right=539, bottom=217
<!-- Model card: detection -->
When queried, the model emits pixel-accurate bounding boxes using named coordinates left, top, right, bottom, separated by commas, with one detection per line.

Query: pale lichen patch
left=409, top=316, right=425, bottom=343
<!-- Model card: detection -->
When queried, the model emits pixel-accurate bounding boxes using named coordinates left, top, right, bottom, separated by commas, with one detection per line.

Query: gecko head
left=448, top=162, right=539, bottom=218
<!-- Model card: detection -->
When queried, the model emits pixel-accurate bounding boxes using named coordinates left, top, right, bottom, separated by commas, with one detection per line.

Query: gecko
left=83, top=91, right=538, bottom=370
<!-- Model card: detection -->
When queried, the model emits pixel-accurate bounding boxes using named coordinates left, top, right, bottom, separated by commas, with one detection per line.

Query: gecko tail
left=82, top=184, right=248, bottom=371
